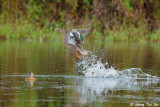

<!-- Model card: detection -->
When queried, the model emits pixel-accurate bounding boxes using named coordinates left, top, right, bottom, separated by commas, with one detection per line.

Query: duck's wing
left=55, top=29, right=71, bottom=45
left=73, top=28, right=91, bottom=38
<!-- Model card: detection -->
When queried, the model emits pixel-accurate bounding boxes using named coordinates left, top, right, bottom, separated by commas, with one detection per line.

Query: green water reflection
left=0, top=40, right=159, bottom=107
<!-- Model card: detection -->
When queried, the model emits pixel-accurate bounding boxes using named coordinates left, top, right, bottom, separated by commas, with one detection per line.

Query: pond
left=0, top=40, right=159, bottom=107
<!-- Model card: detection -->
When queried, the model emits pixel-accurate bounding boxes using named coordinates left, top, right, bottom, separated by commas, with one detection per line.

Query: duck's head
left=29, top=72, right=33, bottom=77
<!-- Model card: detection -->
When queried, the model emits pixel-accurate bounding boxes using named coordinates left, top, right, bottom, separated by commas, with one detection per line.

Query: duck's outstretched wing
left=73, top=28, right=91, bottom=38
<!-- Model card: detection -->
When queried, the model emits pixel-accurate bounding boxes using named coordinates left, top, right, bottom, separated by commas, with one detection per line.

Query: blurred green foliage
left=0, top=0, right=160, bottom=42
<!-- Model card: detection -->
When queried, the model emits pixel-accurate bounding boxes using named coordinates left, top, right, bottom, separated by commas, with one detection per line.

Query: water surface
left=0, top=40, right=159, bottom=107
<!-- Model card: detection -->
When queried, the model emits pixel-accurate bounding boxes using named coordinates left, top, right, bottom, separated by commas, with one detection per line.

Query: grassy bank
left=0, top=0, right=160, bottom=42
left=0, top=18, right=61, bottom=41
left=1, top=18, right=160, bottom=42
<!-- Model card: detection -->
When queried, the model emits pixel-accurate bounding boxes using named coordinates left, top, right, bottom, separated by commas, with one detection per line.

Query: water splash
left=76, top=51, right=159, bottom=80
left=75, top=51, right=160, bottom=103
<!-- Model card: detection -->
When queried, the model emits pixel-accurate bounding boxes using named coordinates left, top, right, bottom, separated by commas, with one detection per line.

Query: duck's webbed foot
left=81, top=53, right=84, bottom=59
left=76, top=52, right=81, bottom=60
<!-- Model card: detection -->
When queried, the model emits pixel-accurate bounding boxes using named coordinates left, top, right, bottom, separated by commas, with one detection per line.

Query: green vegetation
left=0, top=0, right=160, bottom=42
left=0, top=19, right=61, bottom=41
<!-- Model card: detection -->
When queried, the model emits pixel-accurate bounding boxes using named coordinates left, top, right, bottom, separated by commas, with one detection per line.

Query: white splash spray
left=76, top=51, right=159, bottom=80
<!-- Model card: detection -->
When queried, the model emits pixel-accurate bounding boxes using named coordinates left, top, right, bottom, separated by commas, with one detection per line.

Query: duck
left=55, top=28, right=91, bottom=59
left=25, top=72, right=36, bottom=81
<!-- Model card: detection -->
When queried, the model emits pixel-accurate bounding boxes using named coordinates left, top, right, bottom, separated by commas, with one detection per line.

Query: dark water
left=0, top=40, right=159, bottom=107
